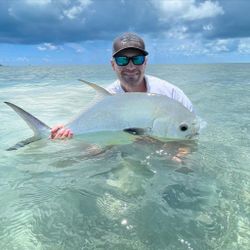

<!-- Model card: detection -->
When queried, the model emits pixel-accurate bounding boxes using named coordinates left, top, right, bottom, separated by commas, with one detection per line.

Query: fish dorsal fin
left=78, top=79, right=112, bottom=96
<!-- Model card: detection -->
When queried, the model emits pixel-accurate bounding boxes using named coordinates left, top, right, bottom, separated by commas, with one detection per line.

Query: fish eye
left=179, top=123, right=188, bottom=132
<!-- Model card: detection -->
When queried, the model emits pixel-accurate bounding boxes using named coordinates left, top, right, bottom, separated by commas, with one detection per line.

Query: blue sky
left=1, top=0, right=250, bottom=65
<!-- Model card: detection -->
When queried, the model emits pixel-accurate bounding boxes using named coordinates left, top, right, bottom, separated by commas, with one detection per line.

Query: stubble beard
left=121, top=71, right=143, bottom=88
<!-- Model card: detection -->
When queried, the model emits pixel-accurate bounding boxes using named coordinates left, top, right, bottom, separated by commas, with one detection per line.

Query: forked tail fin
left=4, top=102, right=51, bottom=150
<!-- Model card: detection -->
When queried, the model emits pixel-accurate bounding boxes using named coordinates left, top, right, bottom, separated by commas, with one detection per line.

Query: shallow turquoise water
left=0, top=64, right=249, bottom=249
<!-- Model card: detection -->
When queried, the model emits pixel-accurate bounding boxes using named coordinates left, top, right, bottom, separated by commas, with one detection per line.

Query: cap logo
left=120, top=35, right=141, bottom=47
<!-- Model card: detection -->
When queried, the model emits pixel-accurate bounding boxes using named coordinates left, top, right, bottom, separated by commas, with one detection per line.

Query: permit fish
left=4, top=79, right=199, bottom=150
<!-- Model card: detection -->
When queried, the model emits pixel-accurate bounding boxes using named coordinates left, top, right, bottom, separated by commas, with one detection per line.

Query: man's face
left=111, top=48, right=147, bottom=90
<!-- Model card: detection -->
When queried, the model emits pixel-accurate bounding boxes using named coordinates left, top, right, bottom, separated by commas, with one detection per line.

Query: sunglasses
left=114, top=55, right=145, bottom=66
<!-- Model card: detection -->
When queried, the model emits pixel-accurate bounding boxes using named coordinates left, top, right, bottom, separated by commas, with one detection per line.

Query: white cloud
left=63, top=0, right=92, bottom=19
left=151, top=0, right=224, bottom=21
left=167, top=26, right=188, bottom=39
left=238, top=39, right=250, bottom=54
left=37, top=43, right=61, bottom=51
left=78, top=0, right=92, bottom=6
left=63, top=6, right=83, bottom=19
left=8, top=8, right=17, bottom=19
left=67, top=43, right=85, bottom=53
left=174, top=40, right=209, bottom=56
left=24, top=0, right=92, bottom=20
left=17, top=56, right=29, bottom=62
left=203, top=24, right=213, bottom=31
left=183, top=1, right=224, bottom=21
left=154, top=36, right=234, bottom=57
left=25, top=0, right=51, bottom=6
left=206, top=39, right=230, bottom=53
left=150, top=36, right=208, bottom=56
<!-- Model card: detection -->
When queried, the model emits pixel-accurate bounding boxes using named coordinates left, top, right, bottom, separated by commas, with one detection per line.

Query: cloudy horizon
left=1, top=0, right=250, bottom=65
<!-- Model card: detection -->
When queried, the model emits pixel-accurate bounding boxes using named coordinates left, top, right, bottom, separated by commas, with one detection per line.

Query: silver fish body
left=68, top=93, right=198, bottom=140
left=5, top=80, right=199, bottom=150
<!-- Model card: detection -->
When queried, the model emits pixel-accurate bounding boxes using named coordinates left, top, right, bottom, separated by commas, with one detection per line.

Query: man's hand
left=50, top=124, right=73, bottom=139
left=172, top=147, right=190, bottom=163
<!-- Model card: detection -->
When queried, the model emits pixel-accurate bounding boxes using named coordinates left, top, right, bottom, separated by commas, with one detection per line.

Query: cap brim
left=113, top=47, right=148, bottom=57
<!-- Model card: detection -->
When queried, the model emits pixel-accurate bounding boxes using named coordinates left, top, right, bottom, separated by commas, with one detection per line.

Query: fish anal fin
left=6, top=136, right=41, bottom=151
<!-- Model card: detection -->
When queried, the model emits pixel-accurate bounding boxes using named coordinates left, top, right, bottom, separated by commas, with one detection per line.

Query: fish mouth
left=185, top=132, right=199, bottom=139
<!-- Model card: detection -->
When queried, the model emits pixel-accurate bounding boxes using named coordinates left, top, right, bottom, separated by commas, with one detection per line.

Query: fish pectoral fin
left=6, top=136, right=41, bottom=151
left=123, top=128, right=149, bottom=136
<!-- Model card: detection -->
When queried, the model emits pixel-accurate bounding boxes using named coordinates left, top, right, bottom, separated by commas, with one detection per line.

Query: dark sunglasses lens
left=115, top=56, right=129, bottom=66
left=132, top=55, right=145, bottom=65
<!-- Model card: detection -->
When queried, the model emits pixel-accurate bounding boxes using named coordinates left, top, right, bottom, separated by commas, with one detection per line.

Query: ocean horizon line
left=1, top=62, right=250, bottom=68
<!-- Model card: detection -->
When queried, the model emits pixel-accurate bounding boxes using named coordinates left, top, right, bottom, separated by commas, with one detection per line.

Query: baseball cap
left=112, top=32, right=148, bottom=57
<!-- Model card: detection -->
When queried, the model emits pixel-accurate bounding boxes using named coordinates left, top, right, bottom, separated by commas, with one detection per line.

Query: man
left=51, top=32, right=194, bottom=139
